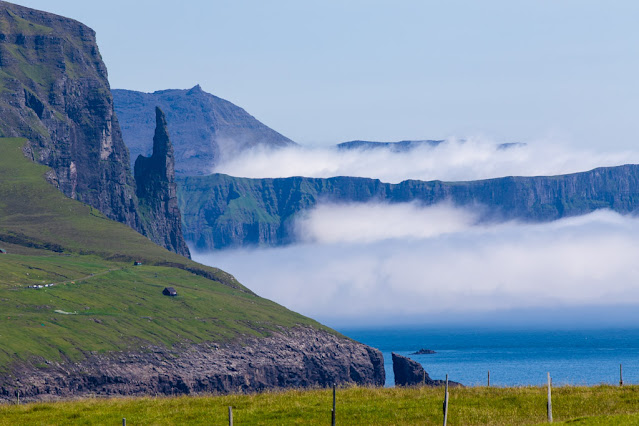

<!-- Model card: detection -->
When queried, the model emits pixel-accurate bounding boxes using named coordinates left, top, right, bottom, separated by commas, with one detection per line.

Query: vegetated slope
left=177, top=166, right=639, bottom=249
left=0, top=2, right=187, bottom=255
left=113, top=86, right=296, bottom=176
left=0, top=138, right=384, bottom=401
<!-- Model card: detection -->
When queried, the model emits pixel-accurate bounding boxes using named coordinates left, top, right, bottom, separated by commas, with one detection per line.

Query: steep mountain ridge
left=113, top=86, right=296, bottom=176
left=0, top=2, right=187, bottom=256
left=178, top=165, right=639, bottom=249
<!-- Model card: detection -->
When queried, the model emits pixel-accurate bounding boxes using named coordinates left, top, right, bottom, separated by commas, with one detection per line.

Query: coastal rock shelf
left=0, top=328, right=384, bottom=402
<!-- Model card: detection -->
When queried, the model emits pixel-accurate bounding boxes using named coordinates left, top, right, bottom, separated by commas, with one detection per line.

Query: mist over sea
left=192, top=138, right=639, bottom=387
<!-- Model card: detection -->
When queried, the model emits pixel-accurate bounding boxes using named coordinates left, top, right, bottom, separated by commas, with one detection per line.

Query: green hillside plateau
left=0, top=138, right=326, bottom=368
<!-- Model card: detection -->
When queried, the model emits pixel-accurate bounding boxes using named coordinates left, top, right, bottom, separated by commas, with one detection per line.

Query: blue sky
left=14, top=0, right=639, bottom=148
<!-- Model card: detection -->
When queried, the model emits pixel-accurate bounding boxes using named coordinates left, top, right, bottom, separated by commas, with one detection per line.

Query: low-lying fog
left=195, top=138, right=639, bottom=328
left=213, top=137, right=639, bottom=183
left=193, top=207, right=639, bottom=328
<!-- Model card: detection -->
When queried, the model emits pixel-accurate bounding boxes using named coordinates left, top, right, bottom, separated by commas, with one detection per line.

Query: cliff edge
left=0, top=2, right=188, bottom=256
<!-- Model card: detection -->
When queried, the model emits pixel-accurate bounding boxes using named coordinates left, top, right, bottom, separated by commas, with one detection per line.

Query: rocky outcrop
left=0, top=2, right=188, bottom=256
left=392, top=353, right=461, bottom=387
left=178, top=165, right=639, bottom=249
left=135, top=108, right=190, bottom=258
left=0, top=327, right=384, bottom=402
left=113, top=86, right=296, bottom=176
left=413, top=348, right=436, bottom=355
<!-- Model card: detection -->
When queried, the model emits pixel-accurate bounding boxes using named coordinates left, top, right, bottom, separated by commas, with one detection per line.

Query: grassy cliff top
left=0, top=138, right=327, bottom=368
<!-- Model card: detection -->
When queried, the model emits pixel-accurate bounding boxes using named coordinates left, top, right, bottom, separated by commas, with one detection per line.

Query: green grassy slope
left=1, top=385, right=639, bottom=425
left=0, top=138, right=327, bottom=368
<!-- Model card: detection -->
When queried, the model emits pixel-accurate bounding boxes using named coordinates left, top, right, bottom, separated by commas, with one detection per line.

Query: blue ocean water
left=338, top=327, right=639, bottom=387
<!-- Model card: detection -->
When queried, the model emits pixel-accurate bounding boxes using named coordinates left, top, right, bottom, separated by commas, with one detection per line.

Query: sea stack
left=135, top=107, right=191, bottom=258
left=392, top=353, right=463, bottom=387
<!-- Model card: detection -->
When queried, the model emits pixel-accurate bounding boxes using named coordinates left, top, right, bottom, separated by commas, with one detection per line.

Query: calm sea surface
left=337, top=327, right=639, bottom=387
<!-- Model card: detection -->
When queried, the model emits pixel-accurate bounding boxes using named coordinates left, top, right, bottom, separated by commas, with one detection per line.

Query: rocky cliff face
left=113, top=86, right=296, bottom=176
left=0, top=2, right=188, bottom=256
left=135, top=108, right=190, bottom=258
left=177, top=165, right=639, bottom=249
left=0, top=327, right=384, bottom=402
left=0, top=2, right=139, bottom=227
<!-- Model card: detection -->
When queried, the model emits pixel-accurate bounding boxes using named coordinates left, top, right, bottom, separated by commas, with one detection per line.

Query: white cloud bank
left=294, top=201, right=480, bottom=244
left=214, top=137, right=639, bottom=183
left=193, top=204, right=639, bottom=327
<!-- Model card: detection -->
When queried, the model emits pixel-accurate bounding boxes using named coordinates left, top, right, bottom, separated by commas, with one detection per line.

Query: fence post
left=620, top=364, right=623, bottom=387
left=331, top=383, right=336, bottom=426
left=443, top=374, right=449, bottom=426
left=547, top=372, right=553, bottom=423
left=122, top=418, right=126, bottom=426
left=229, top=406, right=233, bottom=426
left=16, top=390, right=19, bottom=405
left=487, top=370, right=490, bottom=387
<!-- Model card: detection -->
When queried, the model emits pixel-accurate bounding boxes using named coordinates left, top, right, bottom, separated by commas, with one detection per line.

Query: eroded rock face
left=135, top=108, right=190, bottom=258
left=0, top=2, right=189, bottom=256
left=0, top=328, right=384, bottom=402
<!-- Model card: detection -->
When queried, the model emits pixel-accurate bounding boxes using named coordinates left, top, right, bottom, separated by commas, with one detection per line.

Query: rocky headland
left=0, top=2, right=385, bottom=402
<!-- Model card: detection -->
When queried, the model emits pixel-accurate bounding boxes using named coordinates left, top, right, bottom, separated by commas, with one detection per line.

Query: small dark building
left=133, top=261, right=142, bottom=266
left=163, top=287, right=177, bottom=297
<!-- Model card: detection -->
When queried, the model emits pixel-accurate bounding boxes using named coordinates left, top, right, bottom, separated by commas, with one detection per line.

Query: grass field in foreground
left=1, top=385, right=639, bottom=425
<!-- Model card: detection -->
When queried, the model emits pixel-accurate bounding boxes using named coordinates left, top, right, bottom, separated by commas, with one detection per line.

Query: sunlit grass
left=1, top=385, right=639, bottom=425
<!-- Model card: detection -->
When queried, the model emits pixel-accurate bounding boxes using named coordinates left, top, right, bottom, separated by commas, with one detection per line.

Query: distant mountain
left=337, top=140, right=444, bottom=152
left=337, top=139, right=525, bottom=152
left=177, top=165, right=639, bottom=249
left=113, top=86, right=296, bottom=176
